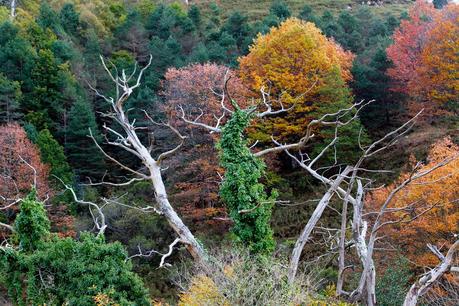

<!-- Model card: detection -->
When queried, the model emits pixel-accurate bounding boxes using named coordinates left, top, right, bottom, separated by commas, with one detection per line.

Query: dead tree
left=177, top=74, right=459, bottom=304
left=179, top=76, right=370, bottom=277
left=280, top=108, right=459, bottom=305
left=86, top=55, right=206, bottom=263
left=288, top=166, right=352, bottom=283
left=404, top=239, right=459, bottom=306
left=10, top=0, right=16, bottom=20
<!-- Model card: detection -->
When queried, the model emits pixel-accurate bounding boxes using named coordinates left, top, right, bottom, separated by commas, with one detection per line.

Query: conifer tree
left=269, top=0, right=291, bottom=21
left=66, top=100, right=104, bottom=179
left=36, top=129, right=73, bottom=186
left=59, top=3, right=80, bottom=35
left=188, top=4, right=201, bottom=27
left=0, top=73, right=22, bottom=123
left=1, top=192, right=150, bottom=305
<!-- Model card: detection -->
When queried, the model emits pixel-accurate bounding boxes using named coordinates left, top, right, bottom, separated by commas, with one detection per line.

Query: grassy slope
left=155, top=0, right=412, bottom=20
left=199, top=0, right=411, bottom=19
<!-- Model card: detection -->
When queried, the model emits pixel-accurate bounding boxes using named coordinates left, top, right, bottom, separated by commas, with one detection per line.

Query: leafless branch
left=127, top=237, right=182, bottom=268
left=404, top=240, right=459, bottom=306
left=55, top=176, right=107, bottom=236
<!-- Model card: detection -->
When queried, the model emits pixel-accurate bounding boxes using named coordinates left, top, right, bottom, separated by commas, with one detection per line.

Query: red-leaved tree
left=0, top=123, right=74, bottom=238
left=0, top=123, right=53, bottom=207
left=386, top=1, right=458, bottom=115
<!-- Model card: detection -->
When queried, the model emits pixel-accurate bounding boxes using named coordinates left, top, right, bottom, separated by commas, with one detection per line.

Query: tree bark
left=288, top=166, right=352, bottom=283
left=403, top=240, right=459, bottom=306
left=92, top=56, right=207, bottom=263
left=349, top=180, right=376, bottom=306
left=10, top=0, right=16, bottom=20
left=149, top=165, right=206, bottom=261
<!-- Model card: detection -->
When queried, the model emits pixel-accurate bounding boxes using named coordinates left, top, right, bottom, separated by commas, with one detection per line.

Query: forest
left=0, top=0, right=458, bottom=305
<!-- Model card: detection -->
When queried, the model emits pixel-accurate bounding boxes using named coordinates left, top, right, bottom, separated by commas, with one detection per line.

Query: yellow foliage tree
left=238, top=18, right=355, bottom=143
left=178, top=275, right=228, bottom=306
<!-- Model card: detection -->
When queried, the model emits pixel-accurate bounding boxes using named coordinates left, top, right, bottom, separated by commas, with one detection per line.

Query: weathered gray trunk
left=350, top=180, right=376, bottom=306
left=288, top=167, right=352, bottom=283
left=403, top=240, right=459, bottom=306
left=150, top=165, right=206, bottom=261
left=10, top=0, right=16, bottom=19
left=119, top=106, right=207, bottom=263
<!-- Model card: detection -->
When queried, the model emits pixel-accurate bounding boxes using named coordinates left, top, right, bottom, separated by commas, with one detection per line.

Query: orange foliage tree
left=367, top=137, right=459, bottom=267
left=386, top=1, right=458, bottom=113
left=415, top=5, right=459, bottom=106
left=238, top=18, right=355, bottom=143
left=162, top=63, right=248, bottom=233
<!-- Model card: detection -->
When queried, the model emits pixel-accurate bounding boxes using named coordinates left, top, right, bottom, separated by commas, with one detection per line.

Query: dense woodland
left=0, top=0, right=458, bottom=305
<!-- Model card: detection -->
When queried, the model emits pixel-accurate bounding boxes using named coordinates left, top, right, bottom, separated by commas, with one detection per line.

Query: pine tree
left=36, top=129, right=73, bottom=186
left=221, top=11, right=252, bottom=52
left=433, top=0, right=448, bottom=9
left=37, top=2, right=60, bottom=33
left=269, top=0, right=291, bottom=21
left=298, top=5, right=319, bottom=25
left=60, top=3, right=80, bottom=35
left=0, top=22, right=35, bottom=86
left=0, top=73, right=22, bottom=123
left=188, top=4, right=201, bottom=27
left=66, top=99, right=104, bottom=179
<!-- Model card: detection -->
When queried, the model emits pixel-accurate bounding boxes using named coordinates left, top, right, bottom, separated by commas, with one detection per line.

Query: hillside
left=0, top=0, right=458, bottom=304
left=159, top=0, right=413, bottom=19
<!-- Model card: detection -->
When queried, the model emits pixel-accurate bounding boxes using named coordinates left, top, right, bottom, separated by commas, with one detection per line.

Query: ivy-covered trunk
left=218, top=109, right=277, bottom=254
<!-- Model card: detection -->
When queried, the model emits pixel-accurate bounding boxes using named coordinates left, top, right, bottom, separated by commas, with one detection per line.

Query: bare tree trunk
left=149, top=165, right=206, bottom=261
left=288, top=166, right=352, bottom=283
left=336, top=183, right=353, bottom=293
left=350, top=180, right=376, bottom=306
left=403, top=240, right=459, bottom=306
left=88, top=56, right=207, bottom=263
left=10, top=0, right=16, bottom=20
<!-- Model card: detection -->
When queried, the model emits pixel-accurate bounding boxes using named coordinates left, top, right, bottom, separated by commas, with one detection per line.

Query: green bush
left=0, top=192, right=150, bottom=305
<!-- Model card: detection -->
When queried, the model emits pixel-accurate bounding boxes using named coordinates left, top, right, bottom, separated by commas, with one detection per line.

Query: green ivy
left=218, top=109, right=277, bottom=254
left=1, top=192, right=150, bottom=305
left=14, top=189, right=50, bottom=252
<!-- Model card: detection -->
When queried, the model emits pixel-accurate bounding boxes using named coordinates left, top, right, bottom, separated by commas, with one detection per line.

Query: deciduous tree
left=385, top=1, right=458, bottom=115
left=367, top=137, right=459, bottom=267
left=386, top=1, right=437, bottom=95
left=238, top=18, right=357, bottom=147
left=163, top=63, right=249, bottom=234
left=0, top=123, right=52, bottom=208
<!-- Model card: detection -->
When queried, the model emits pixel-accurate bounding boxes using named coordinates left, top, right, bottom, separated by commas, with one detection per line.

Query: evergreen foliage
left=269, top=1, right=292, bottom=21
left=1, top=192, right=150, bottom=305
left=14, top=189, right=50, bottom=252
left=0, top=73, right=22, bottom=123
left=36, top=129, right=73, bottom=185
left=433, top=0, right=448, bottom=9
left=376, top=257, right=412, bottom=306
left=66, top=99, right=105, bottom=179
left=218, top=109, right=277, bottom=254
